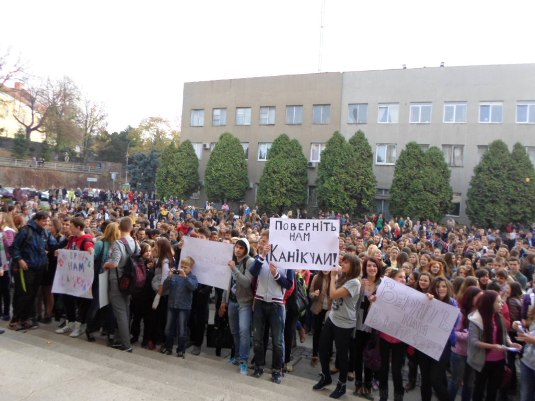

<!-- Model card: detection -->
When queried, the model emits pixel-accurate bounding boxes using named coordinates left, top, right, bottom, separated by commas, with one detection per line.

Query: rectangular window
left=286, top=105, right=303, bottom=125
left=442, top=145, right=464, bottom=167
left=190, top=109, right=204, bottom=127
left=236, top=107, right=252, bottom=125
left=212, top=108, right=227, bottom=126
left=443, top=102, right=467, bottom=123
left=257, top=142, right=272, bottom=161
left=517, top=102, right=535, bottom=124
left=375, top=144, right=397, bottom=165
left=377, top=103, right=399, bottom=123
left=192, top=143, right=203, bottom=160
left=477, top=145, right=489, bottom=162
left=479, top=102, right=503, bottom=123
left=241, top=142, right=249, bottom=160
left=410, top=103, right=432, bottom=123
left=313, top=104, right=331, bottom=124
left=259, top=106, right=276, bottom=125
left=310, top=143, right=325, bottom=162
left=348, top=103, right=368, bottom=124
left=525, top=147, right=535, bottom=166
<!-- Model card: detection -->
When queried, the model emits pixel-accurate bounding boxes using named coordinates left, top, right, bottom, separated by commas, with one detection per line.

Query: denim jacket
left=164, top=272, right=199, bottom=310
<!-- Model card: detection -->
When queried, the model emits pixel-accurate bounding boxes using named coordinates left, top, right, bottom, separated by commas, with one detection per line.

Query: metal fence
left=0, top=156, right=105, bottom=174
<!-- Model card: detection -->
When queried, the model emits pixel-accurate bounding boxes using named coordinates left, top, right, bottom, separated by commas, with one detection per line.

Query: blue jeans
left=520, top=362, right=535, bottom=401
left=165, top=308, right=190, bottom=352
left=448, top=352, right=474, bottom=401
left=252, top=300, right=285, bottom=370
left=228, top=301, right=252, bottom=363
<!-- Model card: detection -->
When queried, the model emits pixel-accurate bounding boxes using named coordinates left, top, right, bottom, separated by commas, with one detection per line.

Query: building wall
left=0, top=90, right=45, bottom=142
left=181, top=64, right=535, bottom=222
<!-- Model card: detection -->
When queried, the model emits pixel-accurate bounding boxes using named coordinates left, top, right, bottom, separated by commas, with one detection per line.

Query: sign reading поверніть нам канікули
left=268, top=218, right=340, bottom=270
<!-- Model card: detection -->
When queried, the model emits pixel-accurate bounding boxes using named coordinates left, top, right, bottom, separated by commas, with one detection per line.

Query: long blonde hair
left=101, top=222, right=120, bottom=243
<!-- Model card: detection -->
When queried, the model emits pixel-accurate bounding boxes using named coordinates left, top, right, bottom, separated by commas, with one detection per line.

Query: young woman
left=313, top=253, right=362, bottom=399
left=468, top=290, right=522, bottom=401
left=419, top=253, right=432, bottom=273
left=418, top=277, right=458, bottom=401
left=416, top=271, right=433, bottom=294
left=449, top=286, right=482, bottom=401
left=368, top=267, right=407, bottom=401
left=514, top=305, right=535, bottom=401
left=428, top=259, right=446, bottom=279
left=354, top=256, right=384, bottom=398
left=308, top=270, right=332, bottom=367
left=152, top=237, right=175, bottom=349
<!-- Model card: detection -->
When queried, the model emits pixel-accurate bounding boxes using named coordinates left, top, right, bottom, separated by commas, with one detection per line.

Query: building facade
left=181, top=64, right=535, bottom=223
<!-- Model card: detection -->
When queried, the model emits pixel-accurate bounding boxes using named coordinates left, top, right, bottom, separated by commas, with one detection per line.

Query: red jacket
left=66, top=234, right=94, bottom=251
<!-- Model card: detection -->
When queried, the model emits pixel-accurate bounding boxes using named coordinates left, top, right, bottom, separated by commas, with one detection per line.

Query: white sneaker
left=56, top=321, right=74, bottom=334
left=70, top=322, right=83, bottom=337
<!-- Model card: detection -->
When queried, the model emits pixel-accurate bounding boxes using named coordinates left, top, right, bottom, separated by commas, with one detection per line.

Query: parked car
left=0, top=187, right=14, bottom=200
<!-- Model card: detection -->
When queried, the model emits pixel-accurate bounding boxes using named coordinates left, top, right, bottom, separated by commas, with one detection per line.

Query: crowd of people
left=0, top=191, right=534, bottom=401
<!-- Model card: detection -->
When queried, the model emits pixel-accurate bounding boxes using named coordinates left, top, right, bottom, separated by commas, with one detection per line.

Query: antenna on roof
left=318, top=0, right=326, bottom=72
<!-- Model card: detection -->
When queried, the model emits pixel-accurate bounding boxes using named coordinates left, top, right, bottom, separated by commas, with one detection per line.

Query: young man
left=250, top=230, right=294, bottom=384
left=508, top=257, right=528, bottom=290
left=55, top=217, right=94, bottom=336
left=11, top=212, right=58, bottom=331
left=220, top=239, right=254, bottom=375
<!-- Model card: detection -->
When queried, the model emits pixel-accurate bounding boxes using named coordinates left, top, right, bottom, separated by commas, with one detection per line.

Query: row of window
left=191, top=142, right=534, bottom=167
left=190, top=102, right=535, bottom=127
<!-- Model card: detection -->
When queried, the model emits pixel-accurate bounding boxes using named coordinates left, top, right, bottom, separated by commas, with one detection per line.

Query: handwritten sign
left=180, top=236, right=234, bottom=290
left=364, top=277, right=459, bottom=360
left=269, top=218, right=340, bottom=270
left=52, top=249, right=94, bottom=299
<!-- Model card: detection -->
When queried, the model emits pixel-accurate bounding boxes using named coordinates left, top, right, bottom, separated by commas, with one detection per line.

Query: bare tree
left=0, top=49, right=25, bottom=87
left=77, top=98, right=107, bottom=162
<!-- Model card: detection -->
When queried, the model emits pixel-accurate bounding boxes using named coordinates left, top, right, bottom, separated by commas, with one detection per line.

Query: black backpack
left=293, top=274, right=309, bottom=315
left=116, top=239, right=146, bottom=295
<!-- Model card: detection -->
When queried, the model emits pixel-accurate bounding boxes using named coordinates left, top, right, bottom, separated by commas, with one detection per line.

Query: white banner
left=180, top=236, right=234, bottom=290
left=52, top=249, right=94, bottom=299
left=269, top=218, right=340, bottom=270
left=364, top=277, right=459, bottom=361
left=99, top=271, right=109, bottom=307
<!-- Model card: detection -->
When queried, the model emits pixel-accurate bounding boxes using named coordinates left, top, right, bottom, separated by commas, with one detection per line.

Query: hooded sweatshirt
left=223, top=238, right=254, bottom=305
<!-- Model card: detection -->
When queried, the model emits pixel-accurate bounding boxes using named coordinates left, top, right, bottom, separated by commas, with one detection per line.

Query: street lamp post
left=125, top=141, right=131, bottom=186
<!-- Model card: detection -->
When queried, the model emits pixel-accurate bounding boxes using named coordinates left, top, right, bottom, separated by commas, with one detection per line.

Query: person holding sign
left=250, top=230, right=294, bottom=385
left=313, top=253, right=361, bottom=399
left=219, top=238, right=254, bottom=375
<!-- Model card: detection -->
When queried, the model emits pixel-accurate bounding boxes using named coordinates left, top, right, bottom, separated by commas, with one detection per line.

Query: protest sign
left=269, top=218, right=340, bottom=270
left=52, top=249, right=94, bottom=299
left=364, top=277, right=459, bottom=360
left=99, top=271, right=109, bottom=307
left=180, top=236, right=234, bottom=290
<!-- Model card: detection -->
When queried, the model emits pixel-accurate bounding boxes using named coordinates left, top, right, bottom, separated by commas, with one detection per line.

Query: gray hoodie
left=223, top=239, right=254, bottom=306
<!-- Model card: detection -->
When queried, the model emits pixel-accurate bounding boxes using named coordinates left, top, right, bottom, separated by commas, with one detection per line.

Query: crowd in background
left=0, top=190, right=534, bottom=401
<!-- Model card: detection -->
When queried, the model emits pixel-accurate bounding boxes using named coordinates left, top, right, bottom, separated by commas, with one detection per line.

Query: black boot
left=313, top=373, right=333, bottom=390
left=379, top=388, right=389, bottom=401
left=394, top=393, right=403, bottom=401
left=329, top=381, right=346, bottom=399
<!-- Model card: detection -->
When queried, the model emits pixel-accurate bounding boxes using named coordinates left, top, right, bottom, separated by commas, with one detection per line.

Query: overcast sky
left=3, top=0, right=534, bottom=132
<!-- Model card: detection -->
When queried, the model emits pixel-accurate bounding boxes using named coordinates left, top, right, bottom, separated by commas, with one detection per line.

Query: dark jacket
left=164, top=272, right=199, bottom=309
left=12, top=220, right=58, bottom=270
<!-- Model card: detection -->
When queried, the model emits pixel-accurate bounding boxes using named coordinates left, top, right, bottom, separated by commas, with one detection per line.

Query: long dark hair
left=155, top=237, right=174, bottom=269
left=476, top=290, right=504, bottom=344
left=361, top=256, right=384, bottom=282
left=311, top=271, right=331, bottom=292
left=337, top=253, right=361, bottom=288
left=429, top=276, right=453, bottom=304
left=460, top=286, right=482, bottom=329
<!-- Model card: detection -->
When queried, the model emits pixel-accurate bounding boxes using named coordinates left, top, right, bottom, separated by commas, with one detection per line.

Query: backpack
left=116, top=238, right=146, bottom=295
left=293, top=274, right=309, bottom=315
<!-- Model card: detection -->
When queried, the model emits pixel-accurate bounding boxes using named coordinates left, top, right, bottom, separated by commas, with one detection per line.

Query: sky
left=3, top=0, right=535, bottom=133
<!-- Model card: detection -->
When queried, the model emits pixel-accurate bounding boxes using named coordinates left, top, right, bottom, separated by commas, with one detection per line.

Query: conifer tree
left=257, top=134, right=308, bottom=215
left=509, top=143, right=535, bottom=225
left=348, top=130, right=377, bottom=216
left=156, top=141, right=199, bottom=200
left=466, top=140, right=512, bottom=228
left=205, top=132, right=248, bottom=202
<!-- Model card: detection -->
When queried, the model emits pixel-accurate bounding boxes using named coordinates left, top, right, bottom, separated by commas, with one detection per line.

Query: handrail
left=0, top=156, right=106, bottom=174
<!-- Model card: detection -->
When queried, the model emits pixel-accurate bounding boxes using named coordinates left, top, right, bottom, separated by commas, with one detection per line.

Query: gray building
left=181, top=64, right=535, bottom=222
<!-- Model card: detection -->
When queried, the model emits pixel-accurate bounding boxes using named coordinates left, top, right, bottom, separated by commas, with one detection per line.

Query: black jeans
left=312, top=309, right=327, bottom=357
left=379, top=337, right=406, bottom=396
left=0, top=271, right=10, bottom=316
left=13, top=269, right=44, bottom=322
left=284, top=302, right=299, bottom=364
left=189, top=289, right=211, bottom=347
left=319, top=317, right=353, bottom=383
left=473, top=359, right=505, bottom=401
left=354, top=330, right=373, bottom=385
left=418, top=350, right=450, bottom=401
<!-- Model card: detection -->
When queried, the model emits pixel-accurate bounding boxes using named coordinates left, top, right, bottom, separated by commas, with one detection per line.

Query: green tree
left=40, top=140, right=52, bottom=161
left=205, top=132, right=248, bottom=202
left=390, top=142, right=452, bottom=221
left=11, top=130, right=29, bottom=159
left=257, top=134, right=308, bottom=215
left=127, top=149, right=160, bottom=194
left=509, top=143, right=535, bottom=225
left=317, top=132, right=358, bottom=214
left=348, top=130, right=377, bottom=216
left=156, top=140, right=199, bottom=199
left=466, top=140, right=512, bottom=228
left=95, top=128, right=137, bottom=164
